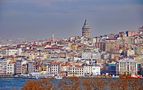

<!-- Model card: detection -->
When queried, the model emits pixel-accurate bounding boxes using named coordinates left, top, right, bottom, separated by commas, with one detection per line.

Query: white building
left=82, top=51, right=101, bottom=60
left=83, top=65, right=92, bottom=76
left=6, top=48, right=22, bottom=56
left=6, top=49, right=17, bottom=56
left=6, top=62, right=15, bottom=75
left=68, top=65, right=84, bottom=77
left=47, top=62, right=61, bottom=76
left=116, top=58, right=138, bottom=75
left=92, top=66, right=101, bottom=75
left=83, top=65, right=100, bottom=76
left=0, top=59, right=7, bottom=75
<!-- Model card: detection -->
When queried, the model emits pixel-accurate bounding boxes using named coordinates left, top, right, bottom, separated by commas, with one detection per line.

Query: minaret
left=52, top=34, right=55, bottom=42
left=51, top=34, right=55, bottom=45
left=82, top=19, right=91, bottom=38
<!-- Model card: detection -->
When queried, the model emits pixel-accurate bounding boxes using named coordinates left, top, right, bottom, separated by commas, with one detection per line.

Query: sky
left=0, top=0, right=143, bottom=40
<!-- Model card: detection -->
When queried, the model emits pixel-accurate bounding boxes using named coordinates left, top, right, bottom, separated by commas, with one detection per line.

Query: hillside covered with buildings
left=0, top=20, right=143, bottom=78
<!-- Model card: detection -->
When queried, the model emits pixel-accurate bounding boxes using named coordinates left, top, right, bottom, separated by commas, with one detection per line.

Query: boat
left=55, top=75, right=63, bottom=79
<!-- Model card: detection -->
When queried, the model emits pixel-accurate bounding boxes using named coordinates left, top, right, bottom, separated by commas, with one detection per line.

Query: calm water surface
left=1, top=78, right=143, bottom=90
left=0, top=78, right=33, bottom=90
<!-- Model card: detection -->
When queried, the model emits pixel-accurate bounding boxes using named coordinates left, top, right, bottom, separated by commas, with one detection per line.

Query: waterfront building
left=116, top=58, right=138, bottom=75
left=107, top=62, right=116, bottom=75
left=68, top=64, right=84, bottom=77
left=0, top=59, right=7, bottom=75
left=60, top=62, right=71, bottom=77
left=21, top=61, right=28, bottom=74
left=91, top=65, right=100, bottom=76
left=47, top=62, right=61, bottom=76
left=28, top=61, right=35, bottom=73
left=83, top=65, right=100, bottom=76
left=6, top=61, right=15, bottom=75
left=15, top=60, right=22, bottom=75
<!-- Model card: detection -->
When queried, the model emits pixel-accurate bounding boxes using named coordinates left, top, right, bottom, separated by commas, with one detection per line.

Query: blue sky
left=0, top=0, right=143, bottom=40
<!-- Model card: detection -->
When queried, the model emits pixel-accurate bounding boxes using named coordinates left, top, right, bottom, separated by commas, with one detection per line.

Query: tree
left=23, top=78, right=53, bottom=90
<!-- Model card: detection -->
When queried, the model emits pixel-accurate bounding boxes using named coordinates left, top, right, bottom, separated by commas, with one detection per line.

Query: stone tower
left=82, top=19, right=91, bottom=38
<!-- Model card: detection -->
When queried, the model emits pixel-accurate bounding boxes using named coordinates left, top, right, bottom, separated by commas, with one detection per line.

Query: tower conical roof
left=82, top=19, right=90, bottom=29
left=84, top=19, right=87, bottom=25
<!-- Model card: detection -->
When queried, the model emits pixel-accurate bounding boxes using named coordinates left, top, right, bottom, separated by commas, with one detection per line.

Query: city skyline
left=0, top=0, right=143, bottom=40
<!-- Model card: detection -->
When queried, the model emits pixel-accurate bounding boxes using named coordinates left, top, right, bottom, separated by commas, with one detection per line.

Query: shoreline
left=0, top=76, right=36, bottom=79
left=0, top=75, right=142, bottom=79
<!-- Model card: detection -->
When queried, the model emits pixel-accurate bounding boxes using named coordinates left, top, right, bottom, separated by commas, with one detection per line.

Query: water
left=0, top=78, right=143, bottom=90
left=0, top=78, right=33, bottom=90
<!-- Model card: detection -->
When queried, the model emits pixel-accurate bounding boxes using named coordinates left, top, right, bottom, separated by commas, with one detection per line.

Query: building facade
left=15, top=60, right=22, bottom=75
left=47, top=62, right=61, bottom=76
left=0, top=59, right=7, bottom=75
left=83, top=65, right=100, bottom=76
left=116, top=58, right=138, bottom=75
left=68, top=65, right=84, bottom=77
left=6, top=62, right=15, bottom=75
